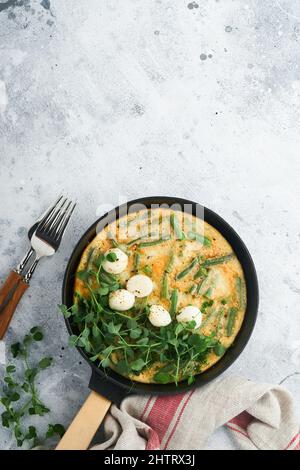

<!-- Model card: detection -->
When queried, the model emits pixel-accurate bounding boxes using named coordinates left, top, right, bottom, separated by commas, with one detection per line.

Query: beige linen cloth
left=90, top=376, right=300, bottom=450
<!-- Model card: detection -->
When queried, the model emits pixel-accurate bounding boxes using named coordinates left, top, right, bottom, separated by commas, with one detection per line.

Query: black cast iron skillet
left=56, top=196, right=259, bottom=450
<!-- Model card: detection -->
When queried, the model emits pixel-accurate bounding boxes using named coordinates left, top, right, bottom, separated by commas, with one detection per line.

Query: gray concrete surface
left=0, top=0, right=299, bottom=449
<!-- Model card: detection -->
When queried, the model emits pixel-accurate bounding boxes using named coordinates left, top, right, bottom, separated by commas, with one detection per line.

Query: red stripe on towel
left=145, top=393, right=186, bottom=449
left=227, top=423, right=249, bottom=439
left=140, top=396, right=153, bottom=421
left=146, top=429, right=160, bottom=450
left=285, top=432, right=300, bottom=450
left=229, top=411, right=253, bottom=430
left=163, top=389, right=195, bottom=449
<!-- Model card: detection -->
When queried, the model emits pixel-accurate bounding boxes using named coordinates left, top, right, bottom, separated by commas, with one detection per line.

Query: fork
left=15, top=194, right=64, bottom=276
left=0, top=196, right=76, bottom=339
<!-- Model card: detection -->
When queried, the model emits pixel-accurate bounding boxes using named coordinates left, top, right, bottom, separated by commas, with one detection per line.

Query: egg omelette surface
left=73, top=208, right=247, bottom=384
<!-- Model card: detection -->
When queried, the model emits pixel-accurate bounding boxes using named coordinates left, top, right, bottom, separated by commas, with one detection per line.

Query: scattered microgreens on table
left=0, top=327, right=65, bottom=448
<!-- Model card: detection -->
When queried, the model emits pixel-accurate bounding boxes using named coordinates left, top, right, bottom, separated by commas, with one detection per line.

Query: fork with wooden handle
left=0, top=196, right=76, bottom=339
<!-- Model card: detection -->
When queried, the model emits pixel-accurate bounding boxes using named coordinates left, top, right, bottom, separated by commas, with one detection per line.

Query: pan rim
left=62, top=196, right=259, bottom=395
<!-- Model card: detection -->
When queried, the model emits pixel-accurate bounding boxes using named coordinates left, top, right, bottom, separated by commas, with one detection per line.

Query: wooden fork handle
left=56, top=391, right=111, bottom=450
left=0, top=271, right=29, bottom=339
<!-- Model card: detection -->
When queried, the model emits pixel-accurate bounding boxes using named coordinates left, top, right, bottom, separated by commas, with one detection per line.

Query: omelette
left=69, top=208, right=247, bottom=385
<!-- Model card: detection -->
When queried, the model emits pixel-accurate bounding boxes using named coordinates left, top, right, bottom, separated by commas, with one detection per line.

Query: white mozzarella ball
left=176, top=306, right=202, bottom=329
left=149, top=305, right=172, bottom=327
left=109, top=289, right=135, bottom=311
left=103, top=248, right=128, bottom=274
left=127, top=274, right=153, bottom=298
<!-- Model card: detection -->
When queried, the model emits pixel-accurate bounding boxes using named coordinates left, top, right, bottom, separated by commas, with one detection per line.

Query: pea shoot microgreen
left=60, top=253, right=225, bottom=386
left=0, top=327, right=65, bottom=448
left=106, top=252, right=118, bottom=262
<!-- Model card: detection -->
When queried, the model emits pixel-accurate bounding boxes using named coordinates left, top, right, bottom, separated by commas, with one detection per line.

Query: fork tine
left=49, top=200, right=72, bottom=237
left=54, top=202, right=76, bottom=242
left=39, top=197, right=68, bottom=234
left=37, top=195, right=65, bottom=232
left=37, top=194, right=64, bottom=222
left=46, top=197, right=69, bottom=235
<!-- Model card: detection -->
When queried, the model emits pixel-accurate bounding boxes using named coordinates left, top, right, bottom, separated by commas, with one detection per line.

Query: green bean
left=143, top=265, right=152, bottom=276
left=193, top=265, right=208, bottom=280
left=139, top=236, right=171, bottom=247
left=127, top=237, right=143, bottom=246
left=176, top=257, right=199, bottom=280
left=204, top=287, right=213, bottom=298
left=136, top=296, right=148, bottom=313
left=161, top=274, right=169, bottom=299
left=189, top=285, right=196, bottom=295
left=165, top=251, right=175, bottom=274
left=127, top=232, right=157, bottom=246
left=134, top=252, right=141, bottom=270
left=201, top=307, right=218, bottom=328
left=86, top=247, right=95, bottom=270
left=187, top=231, right=211, bottom=247
left=196, top=279, right=205, bottom=295
left=216, top=308, right=226, bottom=335
left=203, top=253, right=234, bottom=267
left=226, top=307, right=238, bottom=336
left=236, top=276, right=246, bottom=309
left=170, top=213, right=185, bottom=240
left=170, top=289, right=178, bottom=316
left=110, top=238, right=128, bottom=253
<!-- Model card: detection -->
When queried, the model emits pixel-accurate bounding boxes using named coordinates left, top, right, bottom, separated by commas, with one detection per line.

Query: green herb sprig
left=0, top=327, right=65, bottom=448
left=60, top=261, right=224, bottom=386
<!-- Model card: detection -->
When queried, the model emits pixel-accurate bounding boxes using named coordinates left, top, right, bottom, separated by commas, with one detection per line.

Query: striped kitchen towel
left=91, top=376, right=299, bottom=450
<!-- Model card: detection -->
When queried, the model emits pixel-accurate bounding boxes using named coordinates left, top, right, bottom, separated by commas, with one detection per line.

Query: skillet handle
left=56, top=391, right=111, bottom=450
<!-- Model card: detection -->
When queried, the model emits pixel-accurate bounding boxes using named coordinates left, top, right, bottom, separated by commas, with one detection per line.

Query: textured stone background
left=0, top=0, right=299, bottom=450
